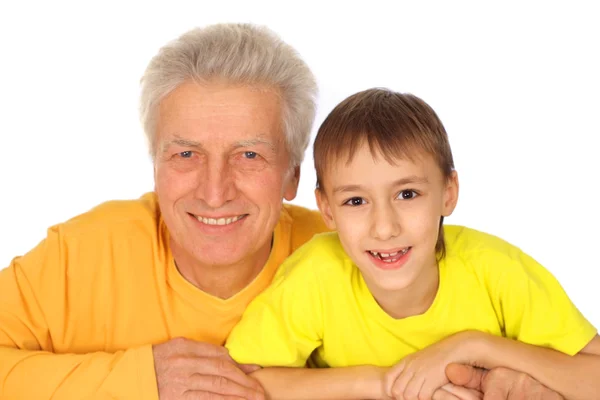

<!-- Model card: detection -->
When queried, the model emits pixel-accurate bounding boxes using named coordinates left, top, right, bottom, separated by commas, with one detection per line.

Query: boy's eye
left=397, top=190, right=418, bottom=200
left=344, top=197, right=366, bottom=206
left=244, top=151, right=257, bottom=159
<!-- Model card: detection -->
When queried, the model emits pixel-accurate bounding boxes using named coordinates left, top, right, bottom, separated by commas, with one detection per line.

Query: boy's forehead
left=321, top=146, right=438, bottom=187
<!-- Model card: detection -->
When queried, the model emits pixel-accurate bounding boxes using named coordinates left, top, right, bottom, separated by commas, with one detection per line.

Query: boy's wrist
left=351, top=365, right=388, bottom=399
left=454, top=330, right=495, bottom=368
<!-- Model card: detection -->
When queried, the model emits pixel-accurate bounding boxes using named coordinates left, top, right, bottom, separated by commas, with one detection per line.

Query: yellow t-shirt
left=226, top=226, right=597, bottom=368
left=0, top=192, right=327, bottom=399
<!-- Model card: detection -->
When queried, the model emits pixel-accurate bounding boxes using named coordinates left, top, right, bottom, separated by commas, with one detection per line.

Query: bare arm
left=250, top=366, right=384, bottom=400
left=471, top=332, right=600, bottom=400
left=251, top=366, right=483, bottom=400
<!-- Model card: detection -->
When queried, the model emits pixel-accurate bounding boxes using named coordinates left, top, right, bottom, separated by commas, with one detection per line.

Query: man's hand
left=445, top=363, right=564, bottom=400
left=153, top=337, right=265, bottom=400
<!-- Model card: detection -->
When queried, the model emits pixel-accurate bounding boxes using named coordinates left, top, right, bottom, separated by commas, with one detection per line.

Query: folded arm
left=0, top=236, right=158, bottom=399
left=470, top=331, right=600, bottom=400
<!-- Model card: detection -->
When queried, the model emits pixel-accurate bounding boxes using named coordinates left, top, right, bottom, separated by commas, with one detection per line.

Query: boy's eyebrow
left=332, top=176, right=429, bottom=194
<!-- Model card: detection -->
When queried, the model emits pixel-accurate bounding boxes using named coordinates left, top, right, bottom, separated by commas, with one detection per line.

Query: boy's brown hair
left=313, top=88, right=455, bottom=258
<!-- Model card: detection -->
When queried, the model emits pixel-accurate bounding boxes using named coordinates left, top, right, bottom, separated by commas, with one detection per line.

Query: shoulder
left=272, top=231, right=350, bottom=287
left=444, top=225, right=521, bottom=256
left=443, top=224, right=549, bottom=283
left=281, top=203, right=330, bottom=251
left=54, top=192, right=161, bottom=240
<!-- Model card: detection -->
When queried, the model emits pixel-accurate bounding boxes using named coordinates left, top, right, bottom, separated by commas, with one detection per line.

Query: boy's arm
left=469, top=332, right=600, bottom=400
left=251, top=367, right=483, bottom=400
left=250, top=366, right=385, bottom=400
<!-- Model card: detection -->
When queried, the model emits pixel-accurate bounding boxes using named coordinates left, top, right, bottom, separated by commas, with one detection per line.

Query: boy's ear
left=442, top=170, right=460, bottom=217
left=315, top=188, right=337, bottom=230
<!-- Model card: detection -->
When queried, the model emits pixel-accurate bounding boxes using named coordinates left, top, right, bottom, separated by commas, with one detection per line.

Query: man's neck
left=171, top=238, right=272, bottom=300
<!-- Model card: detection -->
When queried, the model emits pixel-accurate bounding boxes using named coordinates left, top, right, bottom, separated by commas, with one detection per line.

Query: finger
left=187, top=374, right=265, bottom=400
left=402, top=373, right=424, bottom=400
left=445, top=363, right=487, bottom=391
left=172, top=337, right=232, bottom=359
left=391, top=370, right=415, bottom=400
left=384, top=361, right=406, bottom=396
left=181, top=391, right=248, bottom=400
left=438, top=383, right=483, bottom=400
left=432, top=387, right=461, bottom=400
left=238, top=363, right=262, bottom=374
left=189, top=357, right=265, bottom=393
left=481, top=388, right=506, bottom=400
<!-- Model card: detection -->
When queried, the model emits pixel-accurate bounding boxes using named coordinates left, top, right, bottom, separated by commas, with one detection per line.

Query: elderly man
left=0, top=23, right=562, bottom=400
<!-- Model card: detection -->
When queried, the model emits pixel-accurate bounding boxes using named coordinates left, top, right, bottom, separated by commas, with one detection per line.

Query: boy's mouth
left=367, top=247, right=411, bottom=263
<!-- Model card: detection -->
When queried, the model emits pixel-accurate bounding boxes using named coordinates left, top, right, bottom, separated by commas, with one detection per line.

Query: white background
left=1, top=1, right=598, bottom=327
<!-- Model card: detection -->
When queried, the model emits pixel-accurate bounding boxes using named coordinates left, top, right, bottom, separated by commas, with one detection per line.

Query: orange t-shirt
left=0, top=192, right=327, bottom=399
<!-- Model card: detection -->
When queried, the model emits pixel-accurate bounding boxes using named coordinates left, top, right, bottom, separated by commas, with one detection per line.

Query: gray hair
left=140, top=23, right=318, bottom=166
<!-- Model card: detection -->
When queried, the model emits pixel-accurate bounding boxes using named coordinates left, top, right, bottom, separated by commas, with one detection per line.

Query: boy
left=225, top=88, right=599, bottom=400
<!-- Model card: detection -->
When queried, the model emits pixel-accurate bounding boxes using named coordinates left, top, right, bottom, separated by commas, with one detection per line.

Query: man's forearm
left=472, top=333, right=598, bottom=400
left=0, top=345, right=158, bottom=399
left=251, top=365, right=385, bottom=400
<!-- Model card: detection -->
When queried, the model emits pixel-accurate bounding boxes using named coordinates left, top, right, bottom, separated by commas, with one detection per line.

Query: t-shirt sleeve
left=225, top=247, right=324, bottom=367
left=494, top=249, right=597, bottom=355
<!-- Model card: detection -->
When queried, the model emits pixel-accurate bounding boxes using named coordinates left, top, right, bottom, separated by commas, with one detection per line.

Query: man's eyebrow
left=332, top=176, right=429, bottom=194
left=233, top=138, right=276, bottom=150
left=161, top=137, right=203, bottom=152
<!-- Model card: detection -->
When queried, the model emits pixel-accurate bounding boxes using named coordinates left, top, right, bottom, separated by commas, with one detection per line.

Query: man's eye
left=179, top=151, right=193, bottom=158
left=344, top=197, right=365, bottom=206
left=397, top=190, right=418, bottom=200
left=244, top=151, right=257, bottom=159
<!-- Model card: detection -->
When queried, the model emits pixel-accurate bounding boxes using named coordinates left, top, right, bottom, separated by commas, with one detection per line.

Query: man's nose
left=195, top=158, right=237, bottom=208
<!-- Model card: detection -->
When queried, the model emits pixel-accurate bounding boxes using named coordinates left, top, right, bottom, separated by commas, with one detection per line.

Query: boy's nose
left=370, top=203, right=400, bottom=240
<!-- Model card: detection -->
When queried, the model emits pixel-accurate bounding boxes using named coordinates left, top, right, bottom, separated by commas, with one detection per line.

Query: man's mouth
left=193, top=214, right=246, bottom=226
left=367, top=247, right=411, bottom=263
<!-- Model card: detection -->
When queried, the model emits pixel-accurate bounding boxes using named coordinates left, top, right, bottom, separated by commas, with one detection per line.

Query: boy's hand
left=383, top=332, right=476, bottom=400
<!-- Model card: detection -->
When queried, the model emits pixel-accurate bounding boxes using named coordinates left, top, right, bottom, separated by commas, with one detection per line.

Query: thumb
left=446, top=363, right=487, bottom=390
left=239, top=363, right=262, bottom=374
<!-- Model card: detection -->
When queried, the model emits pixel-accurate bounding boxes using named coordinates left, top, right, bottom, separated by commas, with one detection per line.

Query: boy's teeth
left=369, top=248, right=409, bottom=258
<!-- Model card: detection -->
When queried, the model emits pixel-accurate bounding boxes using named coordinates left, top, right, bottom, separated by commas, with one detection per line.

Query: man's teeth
left=369, top=248, right=409, bottom=260
left=196, top=215, right=244, bottom=226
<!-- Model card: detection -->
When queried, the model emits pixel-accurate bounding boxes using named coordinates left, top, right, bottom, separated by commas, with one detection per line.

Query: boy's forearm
left=471, top=333, right=599, bottom=400
left=250, top=365, right=386, bottom=400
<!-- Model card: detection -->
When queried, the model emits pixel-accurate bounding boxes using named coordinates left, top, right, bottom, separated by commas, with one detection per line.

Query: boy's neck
left=371, top=262, right=440, bottom=320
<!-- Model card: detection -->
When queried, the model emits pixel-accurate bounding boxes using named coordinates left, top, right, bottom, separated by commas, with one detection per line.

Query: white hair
left=140, top=23, right=318, bottom=166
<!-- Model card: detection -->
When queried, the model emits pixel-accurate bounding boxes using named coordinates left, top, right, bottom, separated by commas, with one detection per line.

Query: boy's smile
left=366, top=247, right=412, bottom=270
left=316, top=143, right=458, bottom=317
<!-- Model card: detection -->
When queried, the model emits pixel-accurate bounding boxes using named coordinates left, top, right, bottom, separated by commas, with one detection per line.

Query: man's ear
left=442, top=170, right=459, bottom=217
left=315, top=188, right=337, bottom=230
left=283, top=166, right=301, bottom=201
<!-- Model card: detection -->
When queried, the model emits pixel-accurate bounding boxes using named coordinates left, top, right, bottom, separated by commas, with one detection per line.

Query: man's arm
left=1, top=237, right=264, bottom=400
left=446, top=363, right=563, bottom=400
left=0, top=257, right=160, bottom=399
left=467, top=332, right=600, bottom=400
left=0, top=345, right=158, bottom=399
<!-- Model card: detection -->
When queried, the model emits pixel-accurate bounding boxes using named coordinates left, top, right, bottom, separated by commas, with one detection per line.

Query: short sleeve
left=225, top=247, right=324, bottom=367
left=496, top=250, right=597, bottom=355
